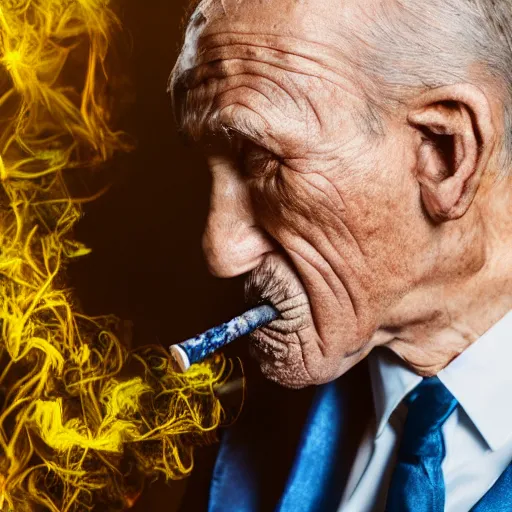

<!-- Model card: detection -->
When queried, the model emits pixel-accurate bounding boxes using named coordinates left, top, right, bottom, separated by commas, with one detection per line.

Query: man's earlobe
left=407, top=84, right=497, bottom=223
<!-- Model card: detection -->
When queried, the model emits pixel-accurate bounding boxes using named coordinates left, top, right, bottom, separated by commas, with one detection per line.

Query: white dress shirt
left=338, top=310, right=512, bottom=512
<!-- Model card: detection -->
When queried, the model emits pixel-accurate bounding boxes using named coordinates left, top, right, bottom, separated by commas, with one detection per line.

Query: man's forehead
left=171, top=0, right=378, bottom=113
left=187, top=0, right=368, bottom=36
left=191, top=0, right=302, bottom=17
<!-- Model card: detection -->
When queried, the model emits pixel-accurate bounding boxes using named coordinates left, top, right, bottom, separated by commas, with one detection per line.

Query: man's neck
left=373, top=178, right=512, bottom=376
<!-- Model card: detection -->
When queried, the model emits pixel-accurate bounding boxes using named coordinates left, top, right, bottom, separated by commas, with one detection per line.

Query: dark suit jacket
left=179, top=359, right=373, bottom=511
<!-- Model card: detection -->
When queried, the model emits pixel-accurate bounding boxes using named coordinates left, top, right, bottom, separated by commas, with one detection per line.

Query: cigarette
left=169, top=304, right=279, bottom=372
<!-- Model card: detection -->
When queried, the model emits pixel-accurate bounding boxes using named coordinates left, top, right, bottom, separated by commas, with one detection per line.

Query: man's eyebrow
left=187, top=123, right=236, bottom=146
left=180, top=102, right=268, bottom=147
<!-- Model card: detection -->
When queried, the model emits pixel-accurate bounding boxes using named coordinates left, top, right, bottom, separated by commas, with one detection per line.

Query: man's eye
left=237, top=140, right=279, bottom=179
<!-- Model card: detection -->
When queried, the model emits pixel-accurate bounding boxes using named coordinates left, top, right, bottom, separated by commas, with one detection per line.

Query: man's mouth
left=262, top=294, right=310, bottom=333
left=244, top=254, right=312, bottom=361
left=248, top=297, right=309, bottom=361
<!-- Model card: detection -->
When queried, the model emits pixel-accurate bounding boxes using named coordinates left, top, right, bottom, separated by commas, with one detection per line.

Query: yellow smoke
left=0, top=1, right=233, bottom=511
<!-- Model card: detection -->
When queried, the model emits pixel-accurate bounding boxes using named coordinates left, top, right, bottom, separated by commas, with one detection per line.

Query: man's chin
left=249, top=329, right=370, bottom=388
left=249, top=342, right=315, bottom=389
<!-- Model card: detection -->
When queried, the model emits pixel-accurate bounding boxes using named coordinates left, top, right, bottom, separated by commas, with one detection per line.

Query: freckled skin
left=171, top=0, right=512, bottom=388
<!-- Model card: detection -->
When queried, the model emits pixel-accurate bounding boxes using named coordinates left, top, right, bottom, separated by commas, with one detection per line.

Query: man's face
left=172, top=0, right=437, bottom=387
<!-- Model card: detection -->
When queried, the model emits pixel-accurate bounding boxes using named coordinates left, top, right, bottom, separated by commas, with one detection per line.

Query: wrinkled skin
left=170, top=0, right=512, bottom=388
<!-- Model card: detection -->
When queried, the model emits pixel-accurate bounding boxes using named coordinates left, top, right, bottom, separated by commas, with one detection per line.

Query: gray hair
left=359, top=0, right=512, bottom=171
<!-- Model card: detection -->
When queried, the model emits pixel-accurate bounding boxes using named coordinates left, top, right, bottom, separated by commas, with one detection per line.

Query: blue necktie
left=385, top=376, right=458, bottom=512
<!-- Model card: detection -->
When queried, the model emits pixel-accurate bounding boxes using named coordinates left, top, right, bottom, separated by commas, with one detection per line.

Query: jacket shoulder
left=179, top=359, right=371, bottom=511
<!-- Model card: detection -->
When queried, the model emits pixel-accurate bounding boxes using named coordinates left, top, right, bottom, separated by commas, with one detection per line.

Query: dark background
left=71, top=0, right=245, bottom=347
left=69, top=0, right=245, bottom=509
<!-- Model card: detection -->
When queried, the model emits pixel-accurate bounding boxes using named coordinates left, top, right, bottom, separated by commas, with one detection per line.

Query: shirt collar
left=369, top=347, right=422, bottom=439
left=370, top=310, right=512, bottom=451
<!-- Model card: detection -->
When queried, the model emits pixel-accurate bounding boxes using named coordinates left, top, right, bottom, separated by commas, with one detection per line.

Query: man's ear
left=407, top=84, right=497, bottom=222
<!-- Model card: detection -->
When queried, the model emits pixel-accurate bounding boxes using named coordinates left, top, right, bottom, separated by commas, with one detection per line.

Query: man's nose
left=202, top=158, right=275, bottom=278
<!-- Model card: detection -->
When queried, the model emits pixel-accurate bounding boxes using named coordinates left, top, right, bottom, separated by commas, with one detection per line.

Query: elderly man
left=169, top=0, right=512, bottom=510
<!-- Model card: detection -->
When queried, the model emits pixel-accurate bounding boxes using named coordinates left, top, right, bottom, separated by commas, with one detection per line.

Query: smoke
left=0, top=1, right=235, bottom=510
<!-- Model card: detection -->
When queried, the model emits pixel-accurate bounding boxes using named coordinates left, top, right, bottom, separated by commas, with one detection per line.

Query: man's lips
left=264, top=295, right=310, bottom=333
left=243, top=252, right=312, bottom=362
left=252, top=294, right=310, bottom=333
left=246, top=294, right=310, bottom=362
